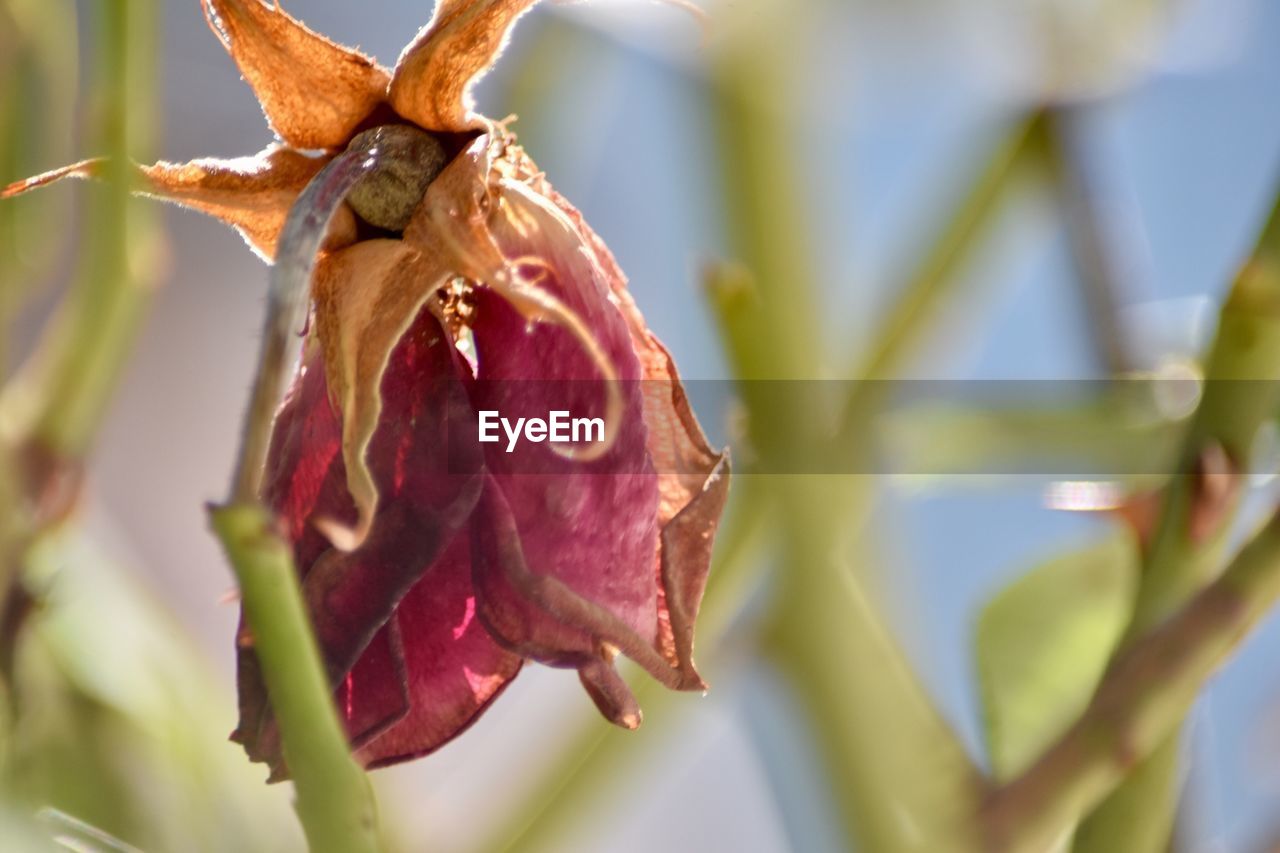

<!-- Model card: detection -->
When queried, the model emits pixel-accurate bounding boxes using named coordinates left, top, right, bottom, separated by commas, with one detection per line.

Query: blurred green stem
left=0, top=0, right=152, bottom=693
left=1130, top=185, right=1280, bottom=635
left=762, top=476, right=983, bottom=851
left=840, top=112, right=1046, bottom=417
left=1074, top=180, right=1280, bottom=852
left=0, top=0, right=78, bottom=360
left=2, top=0, right=156, bottom=460
left=983, top=507, right=1280, bottom=853
left=209, top=505, right=380, bottom=853
left=1043, top=106, right=1137, bottom=376
left=708, top=10, right=1037, bottom=847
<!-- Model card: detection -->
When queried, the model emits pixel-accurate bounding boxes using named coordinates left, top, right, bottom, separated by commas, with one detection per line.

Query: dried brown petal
left=202, top=0, right=390, bottom=150
left=578, top=655, right=643, bottom=730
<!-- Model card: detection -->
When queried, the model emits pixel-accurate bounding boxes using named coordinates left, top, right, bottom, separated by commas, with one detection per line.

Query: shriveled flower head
left=5, top=0, right=729, bottom=774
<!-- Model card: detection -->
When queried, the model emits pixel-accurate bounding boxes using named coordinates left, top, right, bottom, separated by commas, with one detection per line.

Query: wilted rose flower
left=5, top=0, right=729, bottom=775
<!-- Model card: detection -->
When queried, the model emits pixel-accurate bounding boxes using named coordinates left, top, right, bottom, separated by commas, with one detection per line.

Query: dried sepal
left=310, top=239, right=453, bottom=549
left=201, top=0, right=390, bottom=150
left=657, top=454, right=729, bottom=683
left=0, top=146, right=355, bottom=260
left=1, top=159, right=101, bottom=199
left=390, top=0, right=540, bottom=133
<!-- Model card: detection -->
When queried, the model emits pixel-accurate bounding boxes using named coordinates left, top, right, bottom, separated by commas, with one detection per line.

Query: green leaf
left=976, top=532, right=1140, bottom=781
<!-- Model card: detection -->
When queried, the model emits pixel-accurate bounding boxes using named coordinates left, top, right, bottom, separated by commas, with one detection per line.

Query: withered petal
left=538, top=180, right=731, bottom=677
left=408, top=132, right=721, bottom=706
left=355, top=535, right=522, bottom=768
left=311, top=238, right=453, bottom=549
left=298, top=307, right=484, bottom=684
left=658, top=454, right=729, bottom=685
left=202, top=0, right=390, bottom=150
left=240, top=306, right=490, bottom=773
left=1, top=147, right=355, bottom=261
left=544, top=178, right=729, bottom=515
left=339, top=619, right=411, bottom=754
left=472, top=477, right=699, bottom=693
left=390, top=0, right=540, bottom=132
left=579, top=656, right=643, bottom=730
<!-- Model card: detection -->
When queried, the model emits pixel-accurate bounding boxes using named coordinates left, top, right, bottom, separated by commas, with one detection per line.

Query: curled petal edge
left=474, top=478, right=706, bottom=703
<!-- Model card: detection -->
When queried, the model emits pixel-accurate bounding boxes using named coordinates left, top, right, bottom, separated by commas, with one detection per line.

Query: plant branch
left=981, top=508, right=1280, bottom=853
left=212, top=147, right=384, bottom=852
left=1078, top=173, right=1280, bottom=851
left=1043, top=106, right=1139, bottom=376
left=209, top=505, right=380, bottom=853
left=0, top=0, right=147, bottom=689
left=228, top=148, right=377, bottom=502
left=1127, top=185, right=1280, bottom=636
left=706, top=10, right=992, bottom=848
left=835, top=110, right=1047, bottom=447
left=3, top=0, right=155, bottom=460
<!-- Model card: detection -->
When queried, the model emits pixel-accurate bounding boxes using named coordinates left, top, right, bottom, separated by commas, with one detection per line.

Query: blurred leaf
left=8, top=523, right=302, bottom=853
left=976, top=532, right=1139, bottom=781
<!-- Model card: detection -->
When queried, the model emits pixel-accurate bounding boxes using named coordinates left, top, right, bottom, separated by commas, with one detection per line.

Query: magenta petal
left=237, top=305, right=494, bottom=771
left=355, top=533, right=522, bottom=767
left=299, top=305, right=482, bottom=671
left=471, top=474, right=692, bottom=694
left=468, top=280, right=661, bottom=662
left=260, top=344, right=343, bottom=545
left=463, top=176, right=666, bottom=661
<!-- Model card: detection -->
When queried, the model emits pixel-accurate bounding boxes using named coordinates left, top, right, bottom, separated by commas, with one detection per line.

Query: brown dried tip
left=201, top=0, right=390, bottom=149
left=1188, top=441, right=1239, bottom=544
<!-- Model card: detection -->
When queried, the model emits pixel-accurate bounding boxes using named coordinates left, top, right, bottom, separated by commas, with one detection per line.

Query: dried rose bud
left=4, top=0, right=729, bottom=774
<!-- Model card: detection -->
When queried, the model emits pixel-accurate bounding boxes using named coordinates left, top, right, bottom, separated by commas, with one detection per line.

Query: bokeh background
left=4, top=0, right=1280, bottom=850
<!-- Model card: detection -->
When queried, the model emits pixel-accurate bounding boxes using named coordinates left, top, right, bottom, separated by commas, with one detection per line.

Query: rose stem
left=212, top=147, right=384, bottom=853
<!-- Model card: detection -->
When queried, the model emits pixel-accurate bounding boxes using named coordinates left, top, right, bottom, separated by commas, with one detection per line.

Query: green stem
left=983, top=508, right=1280, bottom=853
left=706, top=12, right=999, bottom=849
left=763, top=477, right=984, bottom=852
left=1043, top=106, right=1137, bottom=376
left=208, top=142, right=387, bottom=850
left=209, top=504, right=380, bottom=853
left=0, top=0, right=78, bottom=361
left=846, top=112, right=1046, bottom=389
left=10, top=0, right=155, bottom=459
left=1073, top=180, right=1280, bottom=851
left=1130, top=191, right=1280, bottom=634
left=0, top=0, right=145, bottom=692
